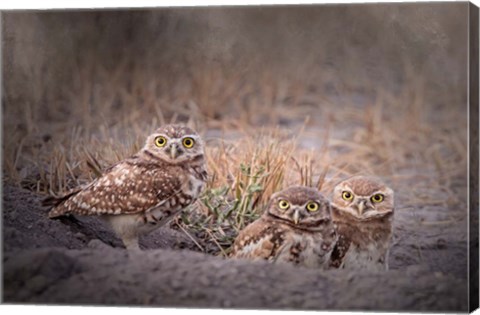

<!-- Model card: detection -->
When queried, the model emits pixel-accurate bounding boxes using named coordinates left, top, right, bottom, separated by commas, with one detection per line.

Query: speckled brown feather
left=159, top=124, right=197, bottom=139
left=48, top=156, right=184, bottom=218
left=230, top=216, right=289, bottom=260
left=42, top=187, right=83, bottom=208
left=272, top=186, right=322, bottom=205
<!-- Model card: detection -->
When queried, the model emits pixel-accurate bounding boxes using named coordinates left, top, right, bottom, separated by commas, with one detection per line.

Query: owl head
left=332, top=176, right=394, bottom=220
left=142, top=124, right=205, bottom=164
left=266, top=186, right=332, bottom=229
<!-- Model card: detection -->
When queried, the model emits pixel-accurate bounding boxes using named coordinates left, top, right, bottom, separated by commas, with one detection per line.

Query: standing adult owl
left=44, top=124, right=207, bottom=250
left=329, top=176, right=394, bottom=271
left=230, top=186, right=337, bottom=269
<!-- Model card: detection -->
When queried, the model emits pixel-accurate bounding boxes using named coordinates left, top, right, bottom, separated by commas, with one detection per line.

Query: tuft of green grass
left=172, top=128, right=334, bottom=256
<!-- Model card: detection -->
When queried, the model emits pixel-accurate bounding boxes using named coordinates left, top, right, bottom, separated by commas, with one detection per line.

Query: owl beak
left=293, top=209, right=300, bottom=225
left=356, top=200, right=367, bottom=215
left=170, top=144, right=178, bottom=160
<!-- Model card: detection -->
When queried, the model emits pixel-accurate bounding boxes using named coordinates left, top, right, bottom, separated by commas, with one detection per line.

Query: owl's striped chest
left=282, top=230, right=335, bottom=268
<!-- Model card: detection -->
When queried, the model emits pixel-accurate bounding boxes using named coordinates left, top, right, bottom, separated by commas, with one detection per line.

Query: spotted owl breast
left=295, top=233, right=334, bottom=268
left=163, top=166, right=206, bottom=210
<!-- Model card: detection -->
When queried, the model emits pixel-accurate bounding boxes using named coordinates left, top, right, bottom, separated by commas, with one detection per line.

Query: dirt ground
left=2, top=165, right=469, bottom=311
left=2, top=246, right=466, bottom=311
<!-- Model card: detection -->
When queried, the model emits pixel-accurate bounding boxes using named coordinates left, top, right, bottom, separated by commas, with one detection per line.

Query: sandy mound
left=2, top=185, right=470, bottom=311
left=4, top=247, right=467, bottom=311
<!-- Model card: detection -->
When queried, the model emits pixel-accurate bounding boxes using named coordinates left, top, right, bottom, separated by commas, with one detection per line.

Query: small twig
left=65, top=162, right=80, bottom=187
left=13, top=136, right=27, bottom=170
left=206, top=229, right=228, bottom=257
left=176, top=223, right=204, bottom=252
left=84, top=149, right=103, bottom=177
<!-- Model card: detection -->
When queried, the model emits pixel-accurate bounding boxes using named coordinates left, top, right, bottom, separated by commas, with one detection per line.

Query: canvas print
left=2, top=2, right=479, bottom=312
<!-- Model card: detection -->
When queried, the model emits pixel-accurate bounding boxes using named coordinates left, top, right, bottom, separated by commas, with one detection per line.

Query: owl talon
left=144, top=213, right=162, bottom=225
left=122, top=236, right=140, bottom=250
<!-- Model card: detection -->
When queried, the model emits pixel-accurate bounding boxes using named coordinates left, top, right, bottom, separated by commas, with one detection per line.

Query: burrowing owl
left=45, top=124, right=207, bottom=250
left=329, top=176, right=394, bottom=271
left=230, top=186, right=337, bottom=269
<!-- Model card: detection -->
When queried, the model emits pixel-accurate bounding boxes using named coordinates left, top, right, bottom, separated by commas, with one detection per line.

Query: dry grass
left=2, top=5, right=469, bottom=255
left=2, top=71, right=468, bottom=255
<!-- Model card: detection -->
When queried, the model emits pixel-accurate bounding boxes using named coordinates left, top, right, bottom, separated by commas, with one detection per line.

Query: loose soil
left=2, top=184, right=469, bottom=311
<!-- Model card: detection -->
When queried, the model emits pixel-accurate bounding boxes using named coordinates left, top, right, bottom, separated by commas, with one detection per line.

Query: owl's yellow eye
left=278, top=200, right=290, bottom=210
left=155, top=136, right=167, bottom=147
left=371, top=194, right=384, bottom=203
left=342, top=191, right=353, bottom=201
left=306, top=202, right=319, bottom=212
left=182, top=137, right=195, bottom=148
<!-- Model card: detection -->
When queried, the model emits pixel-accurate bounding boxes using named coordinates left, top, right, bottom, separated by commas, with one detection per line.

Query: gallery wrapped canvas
left=2, top=1, right=479, bottom=312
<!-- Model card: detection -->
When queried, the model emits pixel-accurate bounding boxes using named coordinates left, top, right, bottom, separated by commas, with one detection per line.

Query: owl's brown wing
left=329, top=224, right=352, bottom=268
left=42, top=186, right=84, bottom=208
left=230, top=218, right=288, bottom=261
left=48, top=160, right=182, bottom=218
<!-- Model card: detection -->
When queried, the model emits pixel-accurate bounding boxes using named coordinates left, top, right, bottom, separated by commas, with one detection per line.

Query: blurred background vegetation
left=3, top=3, right=467, bottom=130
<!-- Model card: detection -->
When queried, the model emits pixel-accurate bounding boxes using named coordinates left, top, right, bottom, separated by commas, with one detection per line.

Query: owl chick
left=230, top=186, right=337, bottom=269
left=329, top=176, right=394, bottom=271
left=44, top=124, right=207, bottom=250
